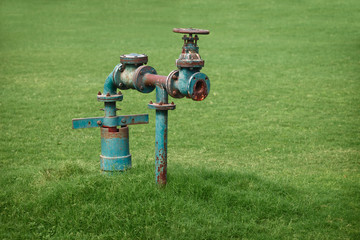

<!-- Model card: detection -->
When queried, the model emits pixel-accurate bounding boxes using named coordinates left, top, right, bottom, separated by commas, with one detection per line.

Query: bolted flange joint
left=133, top=65, right=157, bottom=93
left=148, top=102, right=176, bottom=111
left=120, top=53, right=148, bottom=65
left=165, top=69, right=210, bottom=101
left=97, top=92, right=123, bottom=102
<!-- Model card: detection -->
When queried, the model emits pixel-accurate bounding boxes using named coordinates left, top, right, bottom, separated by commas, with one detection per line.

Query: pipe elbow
left=103, top=66, right=119, bottom=95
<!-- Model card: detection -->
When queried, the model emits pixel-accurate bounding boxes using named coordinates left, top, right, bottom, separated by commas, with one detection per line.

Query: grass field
left=1, top=0, right=359, bottom=239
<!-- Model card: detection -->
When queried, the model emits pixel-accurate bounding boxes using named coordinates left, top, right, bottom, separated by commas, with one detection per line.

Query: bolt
left=98, top=91, right=101, bottom=95
left=172, top=90, right=176, bottom=95
left=120, top=65, right=125, bottom=72
left=118, top=91, right=122, bottom=95
left=159, top=101, right=163, bottom=105
left=97, top=120, right=102, bottom=125
left=149, top=101, right=153, bottom=104
left=119, top=83, right=123, bottom=87
left=106, top=93, right=110, bottom=97
left=121, top=119, right=126, bottom=123
left=172, top=75, right=178, bottom=80
left=171, top=102, right=174, bottom=105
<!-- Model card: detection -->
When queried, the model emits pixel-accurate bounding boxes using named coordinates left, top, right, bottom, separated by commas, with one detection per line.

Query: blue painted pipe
left=103, top=66, right=118, bottom=95
left=100, top=126, right=131, bottom=172
left=100, top=100, right=131, bottom=172
left=155, top=86, right=168, bottom=185
left=72, top=62, right=149, bottom=173
left=104, top=102, right=116, bottom=117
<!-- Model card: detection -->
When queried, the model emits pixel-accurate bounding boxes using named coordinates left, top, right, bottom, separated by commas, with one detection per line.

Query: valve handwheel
left=173, top=28, right=210, bottom=35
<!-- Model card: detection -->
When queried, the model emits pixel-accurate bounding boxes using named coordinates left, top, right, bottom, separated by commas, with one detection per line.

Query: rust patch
left=108, top=127, right=118, bottom=132
left=101, top=127, right=129, bottom=139
left=156, top=142, right=167, bottom=185
left=192, top=79, right=208, bottom=101
left=157, top=162, right=167, bottom=185
left=176, top=59, right=204, bottom=68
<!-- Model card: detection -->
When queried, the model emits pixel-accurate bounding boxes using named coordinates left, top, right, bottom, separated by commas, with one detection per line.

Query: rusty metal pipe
left=144, top=73, right=167, bottom=87
left=154, top=86, right=168, bottom=186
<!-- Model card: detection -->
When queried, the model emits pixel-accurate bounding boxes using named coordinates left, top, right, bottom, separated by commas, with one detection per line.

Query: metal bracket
left=72, top=114, right=149, bottom=129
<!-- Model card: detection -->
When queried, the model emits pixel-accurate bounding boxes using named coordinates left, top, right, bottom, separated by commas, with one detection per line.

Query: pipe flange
left=97, top=93, right=123, bottom=102
left=188, top=72, right=210, bottom=101
left=166, top=70, right=183, bottom=98
left=148, top=103, right=176, bottom=111
left=120, top=53, right=148, bottom=65
left=133, top=65, right=157, bottom=93
left=176, top=59, right=204, bottom=68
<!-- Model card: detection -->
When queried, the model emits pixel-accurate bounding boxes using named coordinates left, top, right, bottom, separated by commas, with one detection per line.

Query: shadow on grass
left=0, top=162, right=353, bottom=239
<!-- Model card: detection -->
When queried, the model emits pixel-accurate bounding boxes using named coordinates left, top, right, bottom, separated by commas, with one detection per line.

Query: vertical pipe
left=100, top=100, right=132, bottom=172
left=104, top=102, right=116, bottom=117
left=155, top=86, right=168, bottom=185
left=100, top=126, right=131, bottom=172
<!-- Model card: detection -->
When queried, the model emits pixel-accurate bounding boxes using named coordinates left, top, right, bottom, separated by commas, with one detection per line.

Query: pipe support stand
left=100, top=126, right=131, bottom=172
left=147, top=86, right=172, bottom=186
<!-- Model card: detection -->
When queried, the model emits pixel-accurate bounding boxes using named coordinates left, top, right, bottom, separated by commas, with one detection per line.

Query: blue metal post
left=100, top=96, right=131, bottom=172
left=104, top=102, right=116, bottom=117
left=72, top=64, right=149, bottom=173
left=155, top=86, right=168, bottom=185
left=100, top=126, right=131, bottom=172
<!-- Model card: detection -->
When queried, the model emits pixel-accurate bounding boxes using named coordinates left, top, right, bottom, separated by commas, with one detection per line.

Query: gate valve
left=165, top=28, right=210, bottom=101
left=173, top=28, right=209, bottom=68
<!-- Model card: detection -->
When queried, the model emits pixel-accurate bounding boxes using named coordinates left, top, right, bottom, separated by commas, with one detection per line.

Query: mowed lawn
left=0, top=0, right=359, bottom=239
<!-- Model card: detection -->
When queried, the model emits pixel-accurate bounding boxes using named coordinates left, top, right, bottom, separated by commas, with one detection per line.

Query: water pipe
left=72, top=28, right=210, bottom=185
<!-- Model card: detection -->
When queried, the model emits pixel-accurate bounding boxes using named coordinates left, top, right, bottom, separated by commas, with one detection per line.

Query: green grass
left=1, top=0, right=359, bottom=239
